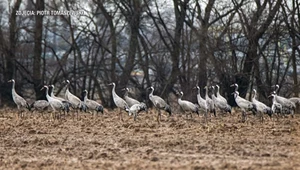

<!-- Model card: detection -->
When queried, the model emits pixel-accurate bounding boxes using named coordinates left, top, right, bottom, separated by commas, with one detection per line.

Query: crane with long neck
left=8, top=79, right=30, bottom=118
left=108, top=82, right=129, bottom=121
left=148, top=86, right=171, bottom=123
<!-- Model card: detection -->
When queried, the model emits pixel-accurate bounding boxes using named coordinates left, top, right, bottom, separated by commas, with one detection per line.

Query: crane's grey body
left=30, top=100, right=49, bottom=111
left=215, top=85, right=228, bottom=104
left=64, top=80, right=83, bottom=109
left=109, top=82, right=129, bottom=121
left=177, top=91, right=199, bottom=118
left=204, top=86, right=216, bottom=117
left=271, top=91, right=295, bottom=116
left=148, top=86, right=171, bottom=123
left=82, top=90, right=104, bottom=114
left=195, top=86, right=207, bottom=112
left=42, top=85, right=65, bottom=119
left=123, top=88, right=140, bottom=107
left=231, top=84, right=257, bottom=122
left=212, top=86, right=231, bottom=114
left=289, top=97, right=300, bottom=106
left=251, top=89, right=272, bottom=122
left=271, top=84, right=295, bottom=116
left=269, top=93, right=283, bottom=116
left=8, top=79, right=30, bottom=118
left=49, top=85, right=70, bottom=113
left=128, top=102, right=147, bottom=121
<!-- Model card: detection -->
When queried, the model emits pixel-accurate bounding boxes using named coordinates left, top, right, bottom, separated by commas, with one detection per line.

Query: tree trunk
left=1, top=0, right=22, bottom=106
left=33, top=0, right=44, bottom=100
left=118, top=0, right=141, bottom=91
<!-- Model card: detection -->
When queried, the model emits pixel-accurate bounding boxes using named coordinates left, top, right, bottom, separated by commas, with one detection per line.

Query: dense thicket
left=0, top=0, right=299, bottom=107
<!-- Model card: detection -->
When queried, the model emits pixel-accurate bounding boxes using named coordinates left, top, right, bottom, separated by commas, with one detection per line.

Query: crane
left=41, top=85, right=65, bottom=120
left=108, top=82, right=129, bottom=121
left=204, top=86, right=216, bottom=117
left=269, top=93, right=282, bottom=118
left=177, top=91, right=199, bottom=119
left=195, top=85, right=208, bottom=122
left=64, top=80, right=85, bottom=119
left=8, top=79, right=30, bottom=118
left=82, top=90, right=104, bottom=115
left=30, top=100, right=49, bottom=111
left=123, top=87, right=140, bottom=107
left=30, top=100, right=49, bottom=118
left=231, top=83, right=257, bottom=122
left=49, top=85, right=70, bottom=113
left=270, top=89, right=295, bottom=117
left=211, top=86, right=231, bottom=114
left=215, top=85, right=228, bottom=104
left=251, top=89, right=272, bottom=122
left=148, top=86, right=171, bottom=123
left=128, top=102, right=147, bottom=121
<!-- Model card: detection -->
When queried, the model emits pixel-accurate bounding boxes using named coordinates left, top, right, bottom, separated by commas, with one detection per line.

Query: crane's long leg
left=241, top=109, right=246, bottom=123
left=157, top=108, right=161, bottom=124
left=119, top=108, right=123, bottom=121
left=260, top=111, right=264, bottom=123
left=134, top=112, right=137, bottom=121
left=291, top=109, right=295, bottom=118
left=202, top=109, right=207, bottom=124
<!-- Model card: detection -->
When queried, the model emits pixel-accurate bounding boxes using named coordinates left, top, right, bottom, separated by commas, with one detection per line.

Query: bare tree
left=234, top=0, right=283, bottom=98
left=33, top=0, right=45, bottom=99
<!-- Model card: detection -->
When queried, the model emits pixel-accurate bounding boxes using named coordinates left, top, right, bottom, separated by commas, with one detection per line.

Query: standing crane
left=82, top=90, right=104, bottom=115
left=270, top=89, right=295, bottom=117
left=215, top=85, right=228, bottom=104
left=195, top=85, right=208, bottom=122
left=204, top=86, right=216, bottom=117
left=8, top=79, right=30, bottom=118
left=148, top=86, right=171, bottom=123
left=41, top=85, right=65, bottom=120
left=231, top=83, right=257, bottom=122
left=123, top=87, right=140, bottom=107
left=211, top=86, right=231, bottom=114
left=269, top=93, right=283, bottom=117
left=128, top=102, right=147, bottom=121
left=49, top=85, right=70, bottom=113
left=251, top=89, right=272, bottom=122
left=108, top=82, right=129, bottom=121
left=64, top=80, right=85, bottom=119
left=30, top=100, right=49, bottom=117
left=177, top=91, right=199, bottom=119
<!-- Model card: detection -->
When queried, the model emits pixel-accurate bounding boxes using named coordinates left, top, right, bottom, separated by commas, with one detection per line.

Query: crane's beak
left=230, top=84, right=235, bottom=87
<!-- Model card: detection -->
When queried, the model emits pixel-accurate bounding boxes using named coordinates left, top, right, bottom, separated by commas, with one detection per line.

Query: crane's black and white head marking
left=40, top=85, right=48, bottom=91
left=179, top=91, right=184, bottom=97
left=8, top=79, right=15, bottom=83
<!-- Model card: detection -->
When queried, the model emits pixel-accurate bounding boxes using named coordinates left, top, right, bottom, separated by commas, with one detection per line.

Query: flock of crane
left=6, top=79, right=300, bottom=123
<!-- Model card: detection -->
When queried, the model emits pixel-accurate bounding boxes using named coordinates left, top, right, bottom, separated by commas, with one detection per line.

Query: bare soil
left=0, top=108, right=299, bottom=170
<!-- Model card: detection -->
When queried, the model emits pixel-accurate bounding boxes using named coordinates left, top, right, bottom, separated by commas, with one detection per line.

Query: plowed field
left=0, top=108, right=299, bottom=169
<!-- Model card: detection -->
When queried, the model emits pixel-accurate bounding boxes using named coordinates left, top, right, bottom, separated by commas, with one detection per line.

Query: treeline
left=0, top=0, right=299, bottom=107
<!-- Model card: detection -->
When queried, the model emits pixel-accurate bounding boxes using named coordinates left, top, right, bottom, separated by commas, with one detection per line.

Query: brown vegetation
left=0, top=108, right=299, bottom=169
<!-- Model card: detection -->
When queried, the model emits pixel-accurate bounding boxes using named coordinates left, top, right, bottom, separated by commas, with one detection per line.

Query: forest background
left=0, top=0, right=299, bottom=108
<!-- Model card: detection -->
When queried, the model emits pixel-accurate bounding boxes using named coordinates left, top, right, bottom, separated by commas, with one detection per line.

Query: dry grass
left=0, top=107, right=299, bottom=169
